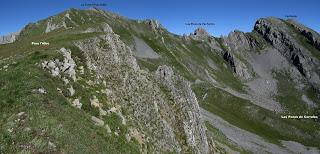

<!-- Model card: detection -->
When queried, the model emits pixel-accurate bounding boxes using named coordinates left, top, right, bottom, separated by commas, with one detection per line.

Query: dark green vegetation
left=193, top=82, right=320, bottom=148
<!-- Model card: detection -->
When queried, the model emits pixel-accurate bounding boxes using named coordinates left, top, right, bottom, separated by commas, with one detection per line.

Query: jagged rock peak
left=0, top=32, right=20, bottom=44
left=225, top=30, right=247, bottom=41
left=222, top=30, right=257, bottom=51
left=255, top=17, right=283, bottom=25
left=254, top=16, right=320, bottom=89
left=143, top=19, right=162, bottom=30
left=193, top=27, right=210, bottom=37
left=254, top=17, right=288, bottom=33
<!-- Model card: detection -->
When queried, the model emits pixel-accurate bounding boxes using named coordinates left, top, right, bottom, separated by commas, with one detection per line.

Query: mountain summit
left=193, top=27, right=210, bottom=37
left=0, top=8, right=319, bottom=154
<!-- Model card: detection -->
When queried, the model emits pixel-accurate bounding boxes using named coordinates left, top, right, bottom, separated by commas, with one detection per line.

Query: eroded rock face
left=144, top=19, right=160, bottom=30
left=188, top=28, right=224, bottom=54
left=223, top=52, right=236, bottom=73
left=217, top=31, right=255, bottom=81
left=45, top=18, right=67, bottom=33
left=42, top=48, right=77, bottom=81
left=287, top=19, right=320, bottom=50
left=155, top=65, right=209, bottom=154
left=59, top=48, right=77, bottom=81
left=223, top=51, right=252, bottom=80
left=0, top=32, right=19, bottom=44
left=222, top=30, right=259, bottom=52
left=192, top=27, right=210, bottom=39
left=254, top=17, right=320, bottom=88
left=75, top=28, right=181, bottom=152
left=140, top=19, right=163, bottom=34
left=75, top=23, right=210, bottom=153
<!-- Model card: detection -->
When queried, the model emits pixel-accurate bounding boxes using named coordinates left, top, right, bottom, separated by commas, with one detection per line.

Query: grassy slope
left=99, top=11, right=247, bottom=92
left=133, top=31, right=245, bottom=92
left=191, top=20, right=320, bottom=149
left=192, top=82, right=320, bottom=148
left=0, top=15, right=141, bottom=153
left=0, top=8, right=247, bottom=153
left=0, top=50, right=140, bottom=153
left=0, top=9, right=185, bottom=153
left=213, top=38, right=246, bottom=92
left=275, top=72, right=307, bottom=113
left=106, top=9, right=320, bottom=149
left=2, top=8, right=319, bottom=153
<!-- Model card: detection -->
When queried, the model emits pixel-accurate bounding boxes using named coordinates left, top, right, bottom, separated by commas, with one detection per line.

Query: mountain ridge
left=0, top=8, right=319, bottom=154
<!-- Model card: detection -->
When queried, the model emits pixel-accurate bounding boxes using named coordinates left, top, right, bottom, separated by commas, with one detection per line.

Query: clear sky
left=0, top=0, right=319, bottom=36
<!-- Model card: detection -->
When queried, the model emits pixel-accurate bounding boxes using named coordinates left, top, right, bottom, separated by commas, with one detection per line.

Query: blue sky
left=0, top=0, right=319, bottom=36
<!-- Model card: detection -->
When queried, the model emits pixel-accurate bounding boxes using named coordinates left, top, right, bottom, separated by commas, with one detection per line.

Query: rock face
left=75, top=23, right=210, bottom=153
left=59, top=48, right=77, bottom=81
left=145, top=19, right=160, bottom=29
left=41, top=48, right=77, bottom=81
left=192, top=27, right=210, bottom=39
left=0, top=32, right=19, bottom=44
left=193, top=27, right=209, bottom=37
left=2, top=8, right=320, bottom=154
left=222, top=50, right=252, bottom=81
left=223, top=52, right=236, bottom=73
left=142, top=19, right=163, bottom=34
left=188, top=27, right=260, bottom=83
left=287, top=19, right=320, bottom=50
left=155, top=65, right=209, bottom=153
left=222, top=30, right=259, bottom=52
left=254, top=17, right=320, bottom=89
left=45, top=18, right=67, bottom=33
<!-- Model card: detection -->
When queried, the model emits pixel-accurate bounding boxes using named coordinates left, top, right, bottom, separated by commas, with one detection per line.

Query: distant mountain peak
left=193, top=27, right=209, bottom=37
